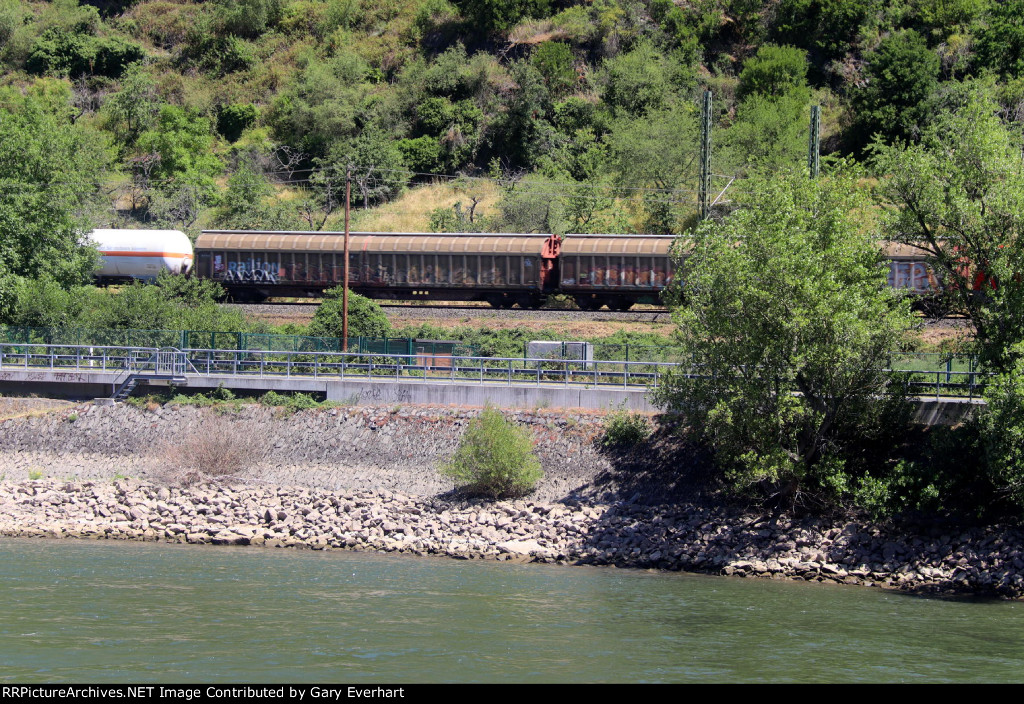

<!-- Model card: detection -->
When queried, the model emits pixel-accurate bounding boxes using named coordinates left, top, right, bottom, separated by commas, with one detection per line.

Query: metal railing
left=0, top=342, right=995, bottom=398
left=0, top=326, right=477, bottom=357
left=180, top=347, right=671, bottom=388
left=0, top=343, right=669, bottom=389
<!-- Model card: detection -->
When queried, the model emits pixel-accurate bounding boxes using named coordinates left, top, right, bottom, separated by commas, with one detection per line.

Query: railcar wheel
left=575, top=296, right=603, bottom=311
left=610, top=299, right=633, bottom=311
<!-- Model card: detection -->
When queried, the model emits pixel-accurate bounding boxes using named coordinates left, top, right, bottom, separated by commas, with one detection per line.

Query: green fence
left=0, top=326, right=476, bottom=358
left=589, top=343, right=689, bottom=364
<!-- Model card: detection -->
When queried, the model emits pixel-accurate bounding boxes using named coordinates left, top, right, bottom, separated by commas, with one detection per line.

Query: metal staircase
left=109, top=348, right=189, bottom=402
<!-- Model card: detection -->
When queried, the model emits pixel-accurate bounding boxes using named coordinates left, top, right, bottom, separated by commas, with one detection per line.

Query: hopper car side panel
left=193, top=231, right=559, bottom=305
left=191, top=230, right=944, bottom=309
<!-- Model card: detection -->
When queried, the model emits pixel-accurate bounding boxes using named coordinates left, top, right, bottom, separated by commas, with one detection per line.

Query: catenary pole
left=808, top=105, right=821, bottom=178
left=343, top=167, right=351, bottom=352
left=699, top=90, right=712, bottom=219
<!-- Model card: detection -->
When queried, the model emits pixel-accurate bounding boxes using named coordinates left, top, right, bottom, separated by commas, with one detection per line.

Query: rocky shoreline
left=3, top=477, right=1024, bottom=597
left=1, top=400, right=1023, bottom=597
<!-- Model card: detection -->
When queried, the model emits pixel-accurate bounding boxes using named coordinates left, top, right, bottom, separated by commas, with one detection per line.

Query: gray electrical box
left=526, top=341, right=594, bottom=369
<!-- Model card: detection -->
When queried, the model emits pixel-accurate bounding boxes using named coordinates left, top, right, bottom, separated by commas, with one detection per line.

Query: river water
left=1, top=538, right=1022, bottom=683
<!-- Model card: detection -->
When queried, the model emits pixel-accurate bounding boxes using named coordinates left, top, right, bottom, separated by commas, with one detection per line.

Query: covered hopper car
left=190, top=229, right=940, bottom=309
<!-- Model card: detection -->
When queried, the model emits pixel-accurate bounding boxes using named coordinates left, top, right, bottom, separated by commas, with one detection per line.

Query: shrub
left=601, top=409, right=651, bottom=448
left=442, top=406, right=543, bottom=498
left=260, top=390, right=320, bottom=412
left=161, top=415, right=265, bottom=485
left=982, top=348, right=1024, bottom=508
left=216, top=103, right=258, bottom=142
left=532, top=41, right=576, bottom=98
left=308, top=287, right=391, bottom=339
left=26, top=29, right=144, bottom=78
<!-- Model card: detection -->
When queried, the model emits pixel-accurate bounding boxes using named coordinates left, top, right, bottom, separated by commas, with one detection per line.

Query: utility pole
left=808, top=105, right=821, bottom=179
left=342, top=167, right=351, bottom=353
left=699, top=90, right=712, bottom=220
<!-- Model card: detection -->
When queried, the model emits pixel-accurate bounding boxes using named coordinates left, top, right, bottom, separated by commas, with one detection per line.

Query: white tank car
left=90, top=229, right=193, bottom=281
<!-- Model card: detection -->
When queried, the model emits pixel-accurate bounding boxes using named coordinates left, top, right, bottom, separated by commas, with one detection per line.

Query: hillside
left=1, top=0, right=1018, bottom=242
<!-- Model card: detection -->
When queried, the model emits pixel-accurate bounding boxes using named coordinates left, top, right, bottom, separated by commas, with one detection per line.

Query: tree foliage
left=736, top=44, right=808, bottom=100
left=532, top=41, right=576, bottom=99
left=214, top=162, right=301, bottom=230
left=0, top=85, right=111, bottom=291
left=871, top=87, right=1024, bottom=373
left=981, top=344, right=1024, bottom=508
left=853, top=29, right=940, bottom=148
left=307, top=286, right=392, bottom=339
left=974, top=0, right=1024, bottom=78
left=607, top=108, right=699, bottom=234
left=771, top=0, right=879, bottom=60
left=454, top=0, right=551, bottom=33
left=655, top=168, right=914, bottom=507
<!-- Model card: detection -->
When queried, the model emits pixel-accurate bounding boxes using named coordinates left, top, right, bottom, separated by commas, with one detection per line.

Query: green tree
left=216, top=103, right=258, bottom=143
left=319, top=129, right=408, bottom=209
left=0, top=0, right=23, bottom=50
left=981, top=344, right=1024, bottom=509
left=266, top=50, right=371, bottom=159
left=719, top=92, right=810, bottom=174
left=853, top=30, right=940, bottom=148
left=871, top=87, right=1024, bottom=373
left=102, top=62, right=160, bottom=147
left=307, top=286, right=392, bottom=339
left=135, top=105, right=222, bottom=225
left=771, top=0, right=879, bottom=60
left=441, top=405, right=543, bottom=498
left=136, top=105, right=222, bottom=183
left=532, top=41, right=576, bottom=99
left=0, top=85, right=111, bottom=289
left=214, top=0, right=284, bottom=38
left=602, top=40, right=673, bottom=118
left=5, top=276, right=89, bottom=328
left=454, top=0, right=551, bottom=33
left=606, top=108, right=699, bottom=233
left=214, top=162, right=301, bottom=230
left=975, top=0, right=1024, bottom=77
left=655, top=167, right=914, bottom=507
left=736, top=44, right=809, bottom=100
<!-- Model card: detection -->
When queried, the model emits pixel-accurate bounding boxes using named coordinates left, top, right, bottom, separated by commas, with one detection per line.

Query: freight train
left=90, top=228, right=941, bottom=310
left=192, top=229, right=941, bottom=310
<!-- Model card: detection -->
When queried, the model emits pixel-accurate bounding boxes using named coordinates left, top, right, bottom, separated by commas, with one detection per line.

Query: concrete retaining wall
left=0, top=367, right=981, bottom=420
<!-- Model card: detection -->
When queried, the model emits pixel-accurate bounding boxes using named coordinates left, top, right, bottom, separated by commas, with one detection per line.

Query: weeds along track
left=229, top=303, right=673, bottom=324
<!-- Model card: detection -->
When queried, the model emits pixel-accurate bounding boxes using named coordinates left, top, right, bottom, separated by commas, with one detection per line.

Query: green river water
left=1, top=538, right=1022, bottom=683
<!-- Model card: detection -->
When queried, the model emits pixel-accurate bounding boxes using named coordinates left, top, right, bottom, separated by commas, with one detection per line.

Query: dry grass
left=387, top=314, right=672, bottom=338
left=159, top=415, right=267, bottom=486
left=915, top=319, right=974, bottom=353
left=328, top=180, right=501, bottom=233
left=0, top=397, right=76, bottom=422
left=508, top=20, right=570, bottom=46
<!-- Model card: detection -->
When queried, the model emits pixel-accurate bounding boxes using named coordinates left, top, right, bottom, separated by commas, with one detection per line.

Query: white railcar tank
left=90, top=229, right=193, bottom=281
